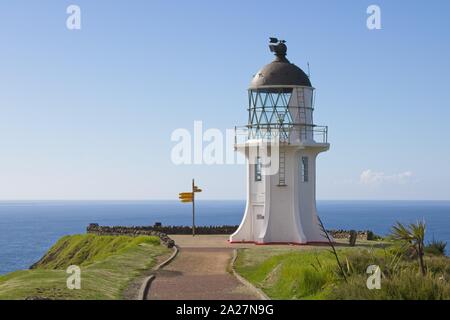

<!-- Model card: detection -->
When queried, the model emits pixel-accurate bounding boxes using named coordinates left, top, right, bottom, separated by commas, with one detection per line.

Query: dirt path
left=146, top=236, right=259, bottom=300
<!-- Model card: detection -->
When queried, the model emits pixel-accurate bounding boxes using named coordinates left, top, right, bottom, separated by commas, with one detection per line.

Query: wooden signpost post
left=178, top=179, right=202, bottom=236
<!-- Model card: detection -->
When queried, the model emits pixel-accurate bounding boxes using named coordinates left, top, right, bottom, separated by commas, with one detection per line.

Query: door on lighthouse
left=252, top=205, right=264, bottom=240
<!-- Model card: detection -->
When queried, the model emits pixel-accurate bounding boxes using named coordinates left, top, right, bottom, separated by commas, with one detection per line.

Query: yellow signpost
left=179, top=192, right=193, bottom=202
left=178, top=179, right=202, bottom=236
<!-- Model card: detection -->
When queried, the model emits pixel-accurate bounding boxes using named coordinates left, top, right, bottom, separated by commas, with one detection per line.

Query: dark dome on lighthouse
left=250, top=38, right=312, bottom=88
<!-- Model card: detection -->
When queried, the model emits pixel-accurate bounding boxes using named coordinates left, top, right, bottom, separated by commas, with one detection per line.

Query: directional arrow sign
left=179, top=192, right=193, bottom=203
left=179, top=192, right=193, bottom=197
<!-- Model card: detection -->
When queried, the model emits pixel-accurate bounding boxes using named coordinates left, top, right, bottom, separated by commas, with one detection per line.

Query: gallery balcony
left=234, top=124, right=328, bottom=148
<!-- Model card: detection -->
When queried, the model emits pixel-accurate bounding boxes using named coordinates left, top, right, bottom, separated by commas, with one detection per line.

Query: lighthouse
left=230, top=38, right=331, bottom=244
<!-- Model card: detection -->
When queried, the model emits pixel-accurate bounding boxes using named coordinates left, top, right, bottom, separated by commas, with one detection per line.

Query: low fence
left=87, top=223, right=375, bottom=242
left=329, top=229, right=375, bottom=241
left=151, top=225, right=238, bottom=235
left=86, top=224, right=175, bottom=248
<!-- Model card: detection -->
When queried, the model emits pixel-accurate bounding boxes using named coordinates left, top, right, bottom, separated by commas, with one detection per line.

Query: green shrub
left=425, top=240, right=447, bottom=256
left=367, top=231, right=383, bottom=241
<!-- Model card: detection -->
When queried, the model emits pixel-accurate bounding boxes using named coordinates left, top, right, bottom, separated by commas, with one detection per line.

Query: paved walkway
left=146, top=236, right=259, bottom=300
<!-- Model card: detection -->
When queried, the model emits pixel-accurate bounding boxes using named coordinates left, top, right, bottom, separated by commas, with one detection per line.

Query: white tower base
left=230, top=143, right=332, bottom=245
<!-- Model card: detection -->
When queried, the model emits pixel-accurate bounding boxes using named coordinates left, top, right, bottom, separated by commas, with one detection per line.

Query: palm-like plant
left=317, top=217, right=347, bottom=282
left=390, top=220, right=426, bottom=276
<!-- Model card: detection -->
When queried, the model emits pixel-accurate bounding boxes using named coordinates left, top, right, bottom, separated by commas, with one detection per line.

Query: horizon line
left=1, top=199, right=450, bottom=202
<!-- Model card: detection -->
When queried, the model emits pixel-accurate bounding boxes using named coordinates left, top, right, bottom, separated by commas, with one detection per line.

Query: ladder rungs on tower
left=278, top=151, right=287, bottom=186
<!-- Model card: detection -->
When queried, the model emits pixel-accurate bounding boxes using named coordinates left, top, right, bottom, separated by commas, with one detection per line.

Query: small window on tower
left=301, top=156, right=309, bottom=182
left=255, top=157, right=262, bottom=181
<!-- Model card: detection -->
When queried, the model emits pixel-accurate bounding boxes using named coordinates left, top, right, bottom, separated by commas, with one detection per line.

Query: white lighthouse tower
left=230, top=39, right=331, bottom=244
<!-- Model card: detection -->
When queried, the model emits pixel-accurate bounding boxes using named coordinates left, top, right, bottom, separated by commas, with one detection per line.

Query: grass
left=235, top=247, right=337, bottom=299
left=0, top=234, right=170, bottom=300
left=31, top=234, right=161, bottom=269
left=330, top=270, right=450, bottom=300
left=235, top=244, right=450, bottom=300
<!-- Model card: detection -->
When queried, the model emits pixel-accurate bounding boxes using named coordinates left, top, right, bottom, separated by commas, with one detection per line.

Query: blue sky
left=0, top=0, right=449, bottom=200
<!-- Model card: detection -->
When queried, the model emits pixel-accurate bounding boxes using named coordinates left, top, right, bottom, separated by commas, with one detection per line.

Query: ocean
left=0, top=200, right=449, bottom=275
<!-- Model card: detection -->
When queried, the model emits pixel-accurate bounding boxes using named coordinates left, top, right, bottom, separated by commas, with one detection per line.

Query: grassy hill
left=0, top=234, right=170, bottom=300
